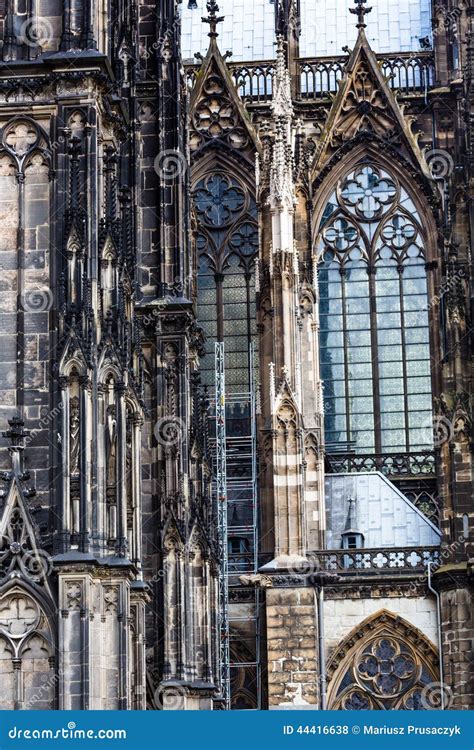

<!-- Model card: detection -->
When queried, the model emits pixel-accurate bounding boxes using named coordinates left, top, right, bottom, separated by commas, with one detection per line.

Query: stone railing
left=186, top=52, right=435, bottom=103
left=299, top=52, right=435, bottom=99
left=325, top=450, right=436, bottom=478
left=308, top=546, right=440, bottom=574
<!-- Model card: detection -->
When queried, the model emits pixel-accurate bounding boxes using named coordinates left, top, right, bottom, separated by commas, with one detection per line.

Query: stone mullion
left=16, top=170, right=25, bottom=417
left=95, top=385, right=106, bottom=555
left=116, top=382, right=128, bottom=556
left=58, top=377, right=71, bottom=551
left=60, top=0, right=75, bottom=51
left=79, top=377, right=92, bottom=552
left=176, top=549, right=185, bottom=680
left=118, top=584, right=129, bottom=709
left=131, top=599, right=146, bottom=709
left=162, top=547, right=173, bottom=680
left=80, top=0, right=97, bottom=49
left=2, top=0, right=16, bottom=60
left=185, top=549, right=195, bottom=681
left=12, top=656, right=22, bottom=710
left=202, top=556, right=212, bottom=682
left=367, top=265, right=382, bottom=454
left=80, top=598, right=89, bottom=709
left=132, top=415, right=143, bottom=570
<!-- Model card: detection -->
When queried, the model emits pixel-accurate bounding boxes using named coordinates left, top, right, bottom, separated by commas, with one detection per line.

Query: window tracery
left=332, top=634, right=438, bottom=710
left=194, top=170, right=258, bottom=392
left=317, top=162, right=433, bottom=454
left=190, top=66, right=250, bottom=153
left=0, top=588, right=54, bottom=710
left=328, top=612, right=440, bottom=711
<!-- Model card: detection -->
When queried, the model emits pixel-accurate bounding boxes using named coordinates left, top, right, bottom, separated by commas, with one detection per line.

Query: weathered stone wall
left=266, top=587, right=318, bottom=708
left=438, top=569, right=474, bottom=709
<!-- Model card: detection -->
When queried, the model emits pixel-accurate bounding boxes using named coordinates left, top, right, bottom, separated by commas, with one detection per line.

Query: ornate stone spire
left=350, top=0, right=372, bottom=29
left=271, top=35, right=293, bottom=121
left=269, top=36, right=295, bottom=219
left=202, top=0, right=224, bottom=39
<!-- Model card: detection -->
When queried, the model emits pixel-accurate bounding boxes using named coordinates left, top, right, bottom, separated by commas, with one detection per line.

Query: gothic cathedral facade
left=0, top=0, right=471, bottom=711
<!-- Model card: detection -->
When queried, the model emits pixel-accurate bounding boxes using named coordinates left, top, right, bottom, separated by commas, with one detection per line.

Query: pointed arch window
left=317, top=163, right=433, bottom=454
left=332, top=633, right=439, bottom=710
left=327, top=612, right=440, bottom=711
left=194, top=171, right=258, bottom=393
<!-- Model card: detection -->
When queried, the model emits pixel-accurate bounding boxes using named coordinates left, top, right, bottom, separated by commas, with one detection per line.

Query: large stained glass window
left=194, top=172, right=258, bottom=393
left=317, top=163, right=433, bottom=454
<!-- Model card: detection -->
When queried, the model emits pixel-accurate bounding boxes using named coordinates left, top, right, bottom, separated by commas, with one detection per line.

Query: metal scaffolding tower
left=213, top=341, right=261, bottom=709
left=215, top=341, right=230, bottom=708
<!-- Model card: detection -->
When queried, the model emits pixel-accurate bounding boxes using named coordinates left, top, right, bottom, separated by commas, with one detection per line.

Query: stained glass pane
left=318, top=162, right=433, bottom=452
left=195, top=171, right=258, bottom=391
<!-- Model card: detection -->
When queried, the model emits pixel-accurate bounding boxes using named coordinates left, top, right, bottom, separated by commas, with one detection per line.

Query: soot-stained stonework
left=0, top=0, right=471, bottom=711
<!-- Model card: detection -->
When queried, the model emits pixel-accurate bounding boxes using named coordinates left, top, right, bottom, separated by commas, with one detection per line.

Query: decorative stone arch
left=311, top=140, right=439, bottom=258
left=97, top=357, right=122, bottom=384
left=59, top=349, right=88, bottom=379
left=312, top=145, right=441, bottom=456
left=0, top=583, right=56, bottom=710
left=124, top=396, right=143, bottom=566
left=0, top=116, right=51, bottom=172
left=66, top=109, right=87, bottom=137
left=327, top=609, right=440, bottom=710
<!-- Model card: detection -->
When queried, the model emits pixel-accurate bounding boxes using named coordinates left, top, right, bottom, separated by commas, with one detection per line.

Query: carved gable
left=312, top=29, right=431, bottom=179
left=189, top=38, right=259, bottom=158
left=0, top=479, right=51, bottom=589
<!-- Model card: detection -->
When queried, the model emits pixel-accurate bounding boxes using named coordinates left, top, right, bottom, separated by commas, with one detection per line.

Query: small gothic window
left=345, top=534, right=358, bottom=549
left=194, top=171, right=258, bottom=394
left=317, top=163, right=433, bottom=455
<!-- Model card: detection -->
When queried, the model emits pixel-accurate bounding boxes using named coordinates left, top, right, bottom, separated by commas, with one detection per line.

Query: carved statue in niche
left=105, top=395, right=118, bottom=541
left=69, top=395, right=80, bottom=474
left=69, top=380, right=81, bottom=537
left=106, top=405, right=117, bottom=489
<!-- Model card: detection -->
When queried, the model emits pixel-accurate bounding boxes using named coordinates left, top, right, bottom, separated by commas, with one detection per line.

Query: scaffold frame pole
left=215, top=341, right=230, bottom=708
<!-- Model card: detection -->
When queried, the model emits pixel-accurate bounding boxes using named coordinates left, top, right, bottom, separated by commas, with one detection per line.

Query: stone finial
left=271, top=36, right=293, bottom=121
left=349, top=0, right=372, bottom=29
left=202, top=0, right=224, bottom=39
left=269, top=36, right=296, bottom=214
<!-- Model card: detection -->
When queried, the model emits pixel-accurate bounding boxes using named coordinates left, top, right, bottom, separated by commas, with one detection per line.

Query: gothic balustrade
left=186, top=53, right=435, bottom=103
left=308, top=546, right=440, bottom=574
left=300, top=52, right=435, bottom=99
left=325, top=450, right=436, bottom=477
